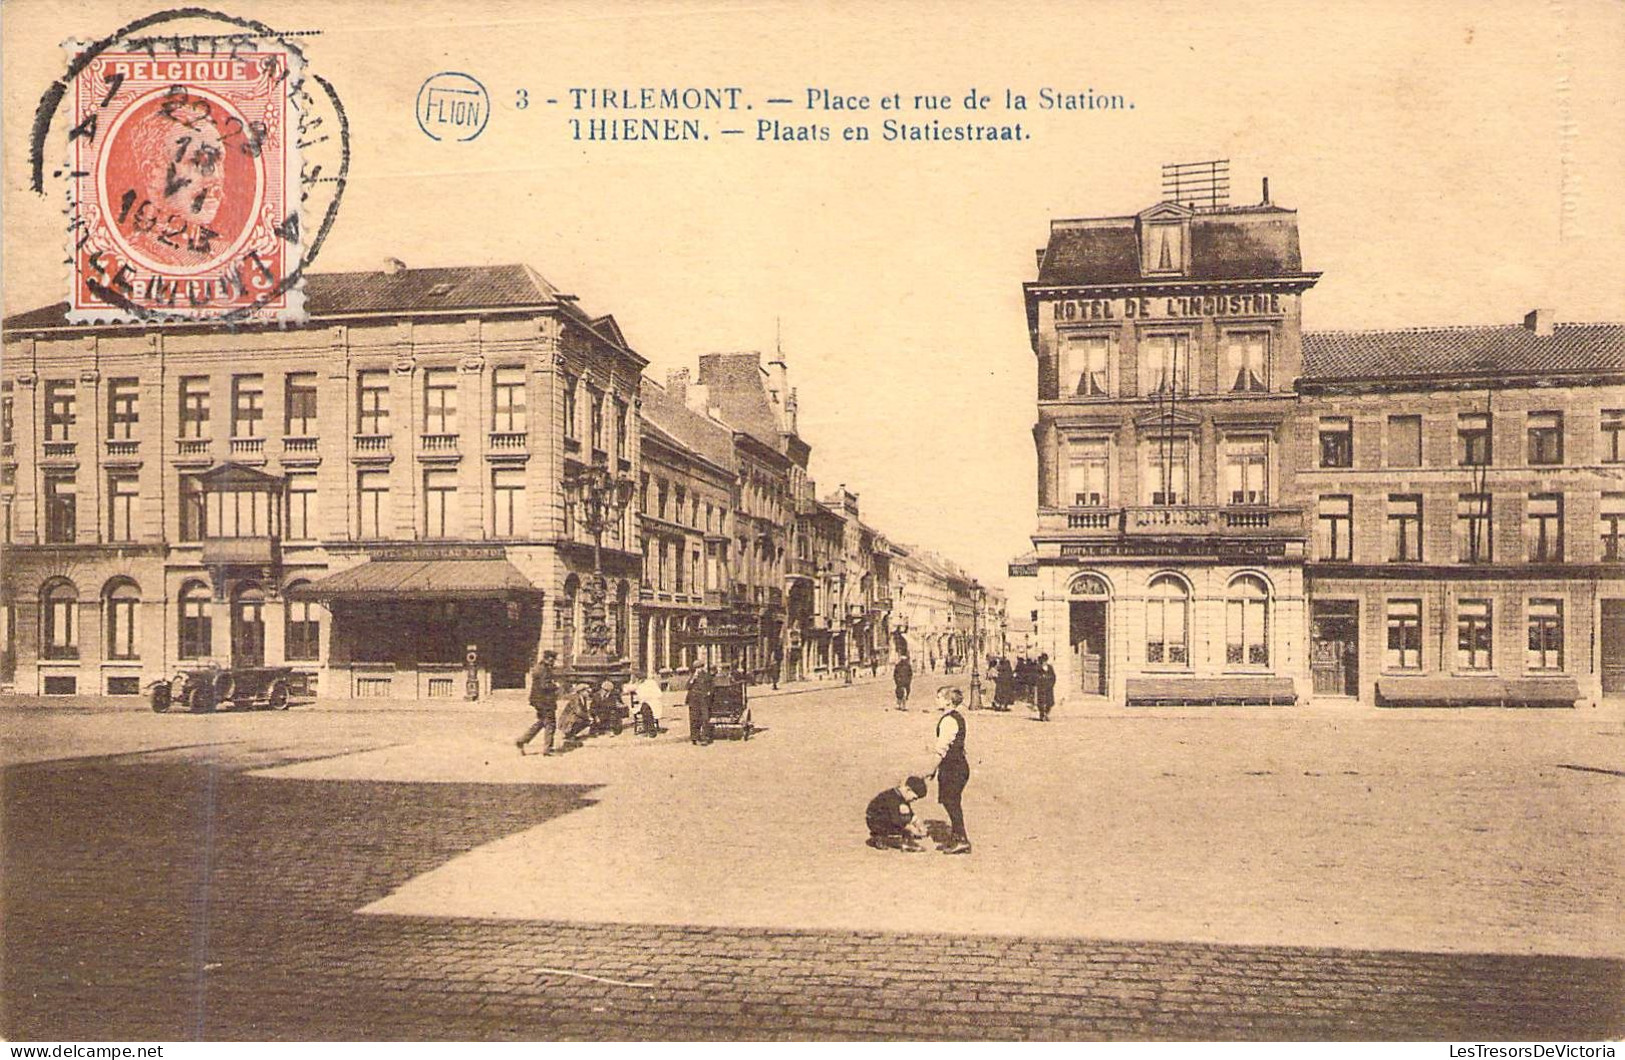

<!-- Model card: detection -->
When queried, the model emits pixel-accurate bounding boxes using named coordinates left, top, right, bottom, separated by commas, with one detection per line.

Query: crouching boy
left=866, top=776, right=929, bottom=851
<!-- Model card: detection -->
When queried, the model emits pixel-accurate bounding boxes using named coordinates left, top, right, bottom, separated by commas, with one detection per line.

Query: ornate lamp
left=565, top=466, right=637, bottom=692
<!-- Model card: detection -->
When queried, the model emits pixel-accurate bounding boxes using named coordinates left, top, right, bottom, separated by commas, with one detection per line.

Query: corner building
left=1024, top=199, right=1318, bottom=706
left=0, top=264, right=645, bottom=699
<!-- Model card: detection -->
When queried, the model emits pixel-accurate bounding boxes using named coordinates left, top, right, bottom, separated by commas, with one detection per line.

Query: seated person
left=588, top=679, right=624, bottom=736
left=558, top=683, right=593, bottom=741
left=631, top=673, right=664, bottom=737
left=866, top=776, right=929, bottom=852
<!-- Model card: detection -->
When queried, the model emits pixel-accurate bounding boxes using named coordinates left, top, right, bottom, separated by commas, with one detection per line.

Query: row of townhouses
left=0, top=262, right=1003, bottom=699
left=1023, top=184, right=1624, bottom=707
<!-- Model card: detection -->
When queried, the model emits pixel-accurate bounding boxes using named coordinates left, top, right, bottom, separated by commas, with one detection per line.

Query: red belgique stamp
left=66, top=44, right=304, bottom=322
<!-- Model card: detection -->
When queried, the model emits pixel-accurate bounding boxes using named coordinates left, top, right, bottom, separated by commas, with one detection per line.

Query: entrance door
left=231, top=588, right=266, bottom=668
left=1069, top=600, right=1107, bottom=696
left=1603, top=600, right=1625, bottom=696
left=1310, top=600, right=1359, bottom=697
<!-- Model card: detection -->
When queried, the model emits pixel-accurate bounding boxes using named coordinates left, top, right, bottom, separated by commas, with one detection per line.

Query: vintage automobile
left=707, top=673, right=754, bottom=740
left=149, top=665, right=295, bottom=713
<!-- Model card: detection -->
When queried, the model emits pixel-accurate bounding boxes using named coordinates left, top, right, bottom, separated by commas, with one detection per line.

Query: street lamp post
left=565, top=465, right=638, bottom=692
left=968, top=586, right=984, bottom=709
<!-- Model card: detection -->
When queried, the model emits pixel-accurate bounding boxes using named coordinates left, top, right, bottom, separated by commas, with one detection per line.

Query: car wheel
left=266, top=680, right=290, bottom=711
left=149, top=683, right=171, bottom=713
left=187, top=683, right=214, bottom=713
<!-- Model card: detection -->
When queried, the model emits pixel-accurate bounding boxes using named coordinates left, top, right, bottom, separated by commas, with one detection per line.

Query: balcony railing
left=1040, top=505, right=1305, bottom=537
left=43, top=441, right=77, bottom=459
left=420, top=433, right=459, bottom=453
left=230, top=436, right=265, bottom=456
left=354, top=434, right=390, bottom=454
left=283, top=435, right=319, bottom=454
left=105, top=439, right=139, bottom=457
left=788, top=557, right=818, bottom=578
left=488, top=431, right=528, bottom=452
left=176, top=438, right=211, bottom=457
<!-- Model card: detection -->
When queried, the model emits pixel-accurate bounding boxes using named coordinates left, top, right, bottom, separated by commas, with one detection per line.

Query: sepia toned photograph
left=1, top=0, right=1622, bottom=1044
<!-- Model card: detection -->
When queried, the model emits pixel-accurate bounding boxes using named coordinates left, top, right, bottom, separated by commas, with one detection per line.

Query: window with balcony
left=1318, top=417, right=1353, bottom=469
left=1526, top=493, right=1563, bottom=562
left=179, top=377, right=210, bottom=439
left=1317, top=495, right=1353, bottom=561
left=108, top=473, right=139, bottom=542
left=1456, top=599, right=1493, bottom=671
left=423, top=367, right=458, bottom=436
left=1, top=390, right=12, bottom=446
left=1225, top=332, right=1270, bottom=392
left=357, top=469, right=390, bottom=539
left=1224, top=435, right=1270, bottom=505
left=44, top=381, right=76, bottom=442
left=1604, top=493, right=1625, bottom=562
left=1066, top=439, right=1110, bottom=507
left=615, top=397, right=630, bottom=463
left=1142, top=438, right=1190, bottom=506
left=178, top=581, right=211, bottom=659
left=1387, top=415, right=1422, bottom=468
left=231, top=375, right=264, bottom=438
left=1385, top=599, right=1422, bottom=671
left=423, top=468, right=458, bottom=538
left=105, top=579, right=140, bottom=660
left=492, top=467, right=524, bottom=537
left=44, top=472, right=76, bottom=543
left=1145, top=574, right=1190, bottom=666
left=179, top=474, right=205, bottom=541
left=1225, top=574, right=1270, bottom=667
left=1458, top=413, right=1492, bottom=466
left=657, top=479, right=669, bottom=521
left=1141, top=334, right=1191, bottom=396
left=41, top=579, right=78, bottom=659
left=492, top=368, right=527, bottom=432
left=1604, top=410, right=1624, bottom=465
left=1527, top=599, right=1563, bottom=672
left=1457, top=493, right=1493, bottom=563
left=1527, top=412, right=1563, bottom=466
left=588, top=386, right=606, bottom=454
left=208, top=489, right=271, bottom=538
left=1061, top=334, right=1111, bottom=398
left=286, top=471, right=316, bottom=540
left=284, top=372, right=317, bottom=436
left=675, top=540, right=687, bottom=592
left=285, top=588, right=321, bottom=661
left=356, top=370, right=390, bottom=436
left=1387, top=494, right=1423, bottom=561
left=107, top=379, right=139, bottom=439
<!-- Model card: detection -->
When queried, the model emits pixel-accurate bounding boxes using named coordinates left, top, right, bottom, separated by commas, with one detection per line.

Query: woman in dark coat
left=993, top=658, right=1015, bottom=710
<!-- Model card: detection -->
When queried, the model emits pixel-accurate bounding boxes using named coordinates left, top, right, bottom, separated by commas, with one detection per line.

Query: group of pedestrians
left=989, top=653, right=1057, bottom=720
left=516, top=652, right=661, bottom=757
left=869, top=656, right=972, bottom=855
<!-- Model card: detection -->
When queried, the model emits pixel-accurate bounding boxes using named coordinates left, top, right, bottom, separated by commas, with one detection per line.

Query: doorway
left=1069, top=600, right=1107, bottom=696
left=231, top=587, right=266, bottom=668
left=1310, top=600, right=1359, bottom=697
left=1602, top=600, right=1625, bottom=696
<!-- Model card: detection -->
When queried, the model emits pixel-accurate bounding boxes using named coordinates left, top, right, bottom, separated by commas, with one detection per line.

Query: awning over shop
left=1376, top=676, right=1579, bottom=708
left=288, top=559, right=541, bottom=602
left=1125, top=676, right=1298, bottom=706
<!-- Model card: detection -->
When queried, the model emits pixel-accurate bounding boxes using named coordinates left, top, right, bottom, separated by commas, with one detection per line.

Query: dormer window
left=1144, top=222, right=1185, bottom=275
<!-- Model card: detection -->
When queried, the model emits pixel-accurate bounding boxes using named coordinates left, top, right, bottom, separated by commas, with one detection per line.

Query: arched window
left=104, top=579, right=141, bottom=660
left=179, top=581, right=212, bottom=659
left=1145, top=574, right=1189, bottom=666
left=285, top=582, right=322, bottom=661
left=1226, top=575, right=1272, bottom=667
left=41, top=579, right=79, bottom=660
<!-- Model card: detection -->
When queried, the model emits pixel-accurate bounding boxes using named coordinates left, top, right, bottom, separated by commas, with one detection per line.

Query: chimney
left=667, top=368, right=690, bottom=405
left=383, top=257, right=407, bottom=275
left=1523, top=308, right=1554, bottom=336
left=1261, top=177, right=1270, bottom=206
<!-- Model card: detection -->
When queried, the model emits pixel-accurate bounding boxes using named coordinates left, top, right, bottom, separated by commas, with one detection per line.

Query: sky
left=5, top=0, right=1624, bottom=610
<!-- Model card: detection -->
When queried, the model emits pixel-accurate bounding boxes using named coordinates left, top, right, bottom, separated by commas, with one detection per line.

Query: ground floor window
left=42, top=580, right=78, bottom=660
left=287, top=595, right=321, bottom=661
left=1526, top=598, right=1563, bottom=671
left=1224, top=575, right=1270, bottom=666
left=1456, top=599, right=1493, bottom=671
left=1145, top=575, right=1189, bottom=666
left=179, top=582, right=212, bottom=658
left=105, top=580, right=140, bottom=659
left=1385, top=599, right=1422, bottom=670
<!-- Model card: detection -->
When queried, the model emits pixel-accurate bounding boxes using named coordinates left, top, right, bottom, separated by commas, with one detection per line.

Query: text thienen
left=568, top=87, right=745, bottom=110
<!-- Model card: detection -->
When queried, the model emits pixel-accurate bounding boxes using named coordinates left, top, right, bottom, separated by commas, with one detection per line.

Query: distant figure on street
left=632, top=672, right=664, bottom=737
left=893, top=655, right=914, bottom=710
left=930, top=687, right=971, bottom=855
left=870, top=656, right=879, bottom=678
left=516, top=650, right=560, bottom=755
left=866, top=776, right=929, bottom=852
left=993, top=658, right=1015, bottom=711
left=1036, top=653, right=1057, bottom=722
left=687, top=663, right=715, bottom=745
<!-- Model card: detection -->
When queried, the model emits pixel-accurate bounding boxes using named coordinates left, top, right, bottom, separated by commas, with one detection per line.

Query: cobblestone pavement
left=3, top=684, right=1623, bottom=1040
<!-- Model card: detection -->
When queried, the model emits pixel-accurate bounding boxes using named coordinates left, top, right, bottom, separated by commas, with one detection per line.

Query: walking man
left=930, top=687, right=972, bottom=854
left=893, top=654, right=914, bottom=711
left=687, top=662, right=715, bottom=745
left=516, top=650, right=560, bottom=756
left=1036, top=653, right=1057, bottom=722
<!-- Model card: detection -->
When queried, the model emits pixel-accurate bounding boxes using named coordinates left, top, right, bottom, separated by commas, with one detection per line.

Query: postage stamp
left=66, top=43, right=303, bottom=322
